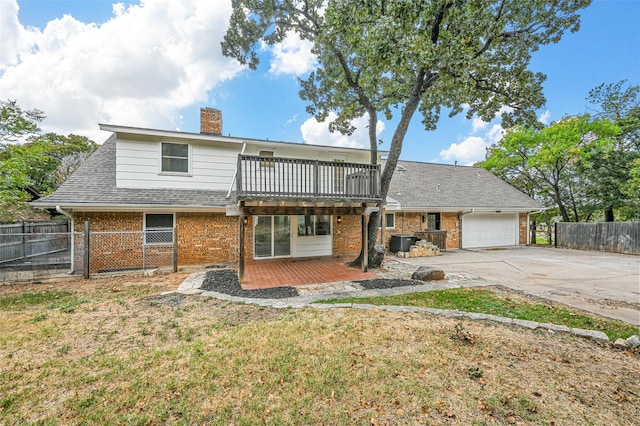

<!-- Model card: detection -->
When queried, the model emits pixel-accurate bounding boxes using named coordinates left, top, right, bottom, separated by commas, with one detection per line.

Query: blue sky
left=1, top=0, right=638, bottom=165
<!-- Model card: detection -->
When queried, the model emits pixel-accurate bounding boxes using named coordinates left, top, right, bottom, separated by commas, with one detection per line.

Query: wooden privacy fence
left=555, top=222, right=639, bottom=255
left=0, top=220, right=70, bottom=264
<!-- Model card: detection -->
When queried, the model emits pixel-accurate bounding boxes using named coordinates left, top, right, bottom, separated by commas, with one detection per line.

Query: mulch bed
left=200, top=270, right=431, bottom=299
left=200, top=269, right=299, bottom=299
left=356, top=278, right=424, bottom=290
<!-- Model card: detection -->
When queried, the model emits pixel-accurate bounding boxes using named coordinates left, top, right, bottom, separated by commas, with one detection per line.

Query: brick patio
left=241, top=256, right=379, bottom=290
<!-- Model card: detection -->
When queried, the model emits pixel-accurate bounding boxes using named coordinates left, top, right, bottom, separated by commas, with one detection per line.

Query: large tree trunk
left=349, top=71, right=428, bottom=268
left=604, top=208, right=615, bottom=222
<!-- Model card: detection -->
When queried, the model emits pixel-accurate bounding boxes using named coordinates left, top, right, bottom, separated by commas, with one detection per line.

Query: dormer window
left=161, top=142, right=189, bottom=173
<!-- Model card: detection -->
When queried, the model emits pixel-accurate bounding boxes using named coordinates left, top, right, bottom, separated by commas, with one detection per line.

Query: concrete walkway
left=402, top=246, right=640, bottom=326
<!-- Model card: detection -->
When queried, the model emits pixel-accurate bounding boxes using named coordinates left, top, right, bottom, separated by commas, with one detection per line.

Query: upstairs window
left=145, top=213, right=174, bottom=244
left=259, top=150, right=274, bottom=167
left=161, top=142, right=189, bottom=173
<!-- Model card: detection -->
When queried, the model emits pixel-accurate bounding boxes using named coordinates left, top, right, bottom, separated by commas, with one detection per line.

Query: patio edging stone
left=173, top=271, right=612, bottom=344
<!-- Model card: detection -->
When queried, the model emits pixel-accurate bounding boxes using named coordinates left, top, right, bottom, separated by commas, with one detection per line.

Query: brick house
left=32, top=108, right=542, bottom=277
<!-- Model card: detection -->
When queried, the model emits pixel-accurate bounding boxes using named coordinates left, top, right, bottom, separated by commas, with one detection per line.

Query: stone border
left=313, top=303, right=611, bottom=343
left=173, top=270, right=617, bottom=344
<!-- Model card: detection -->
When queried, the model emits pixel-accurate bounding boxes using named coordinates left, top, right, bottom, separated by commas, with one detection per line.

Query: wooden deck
left=236, top=154, right=381, bottom=203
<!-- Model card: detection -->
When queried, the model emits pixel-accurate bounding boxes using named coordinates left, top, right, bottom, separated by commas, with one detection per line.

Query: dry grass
left=1, top=273, right=639, bottom=425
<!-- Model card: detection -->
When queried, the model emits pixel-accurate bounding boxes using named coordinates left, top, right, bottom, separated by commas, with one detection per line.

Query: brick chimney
left=200, top=107, right=222, bottom=134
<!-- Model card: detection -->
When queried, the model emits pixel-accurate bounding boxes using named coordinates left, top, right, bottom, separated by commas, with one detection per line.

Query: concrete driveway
left=402, top=246, right=640, bottom=326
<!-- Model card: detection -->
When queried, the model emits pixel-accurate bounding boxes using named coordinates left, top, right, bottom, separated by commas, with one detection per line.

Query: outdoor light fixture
left=243, top=216, right=248, bottom=225
left=422, top=215, right=426, bottom=223
left=337, top=216, right=342, bottom=224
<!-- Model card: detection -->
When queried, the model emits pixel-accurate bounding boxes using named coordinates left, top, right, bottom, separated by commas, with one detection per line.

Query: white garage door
left=462, top=213, right=519, bottom=248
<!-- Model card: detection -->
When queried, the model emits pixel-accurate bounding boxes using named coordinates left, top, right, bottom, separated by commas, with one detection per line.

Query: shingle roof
left=385, top=160, right=542, bottom=211
left=32, top=135, right=232, bottom=209
left=33, top=135, right=541, bottom=212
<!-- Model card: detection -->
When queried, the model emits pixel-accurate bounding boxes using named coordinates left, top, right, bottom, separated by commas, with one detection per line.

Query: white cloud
left=439, top=136, right=489, bottom=165
left=486, top=124, right=505, bottom=144
left=471, top=117, right=488, bottom=133
left=0, top=0, right=243, bottom=142
left=497, top=105, right=514, bottom=116
left=0, top=0, right=37, bottom=68
left=300, top=112, right=384, bottom=149
left=538, top=110, right=551, bottom=125
left=269, top=31, right=317, bottom=76
left=284, top=114, right=298, bottom=126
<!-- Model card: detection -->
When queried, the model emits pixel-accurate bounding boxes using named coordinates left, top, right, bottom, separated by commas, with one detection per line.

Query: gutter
left=56, top=206, right=75, bottom=274
left=227, top=142, right=247, bottom=198
left=458, top=208, right=475, bottom=219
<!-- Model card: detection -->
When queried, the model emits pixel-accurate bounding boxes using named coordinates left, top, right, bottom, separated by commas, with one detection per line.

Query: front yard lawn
left=320, top=286, right=639, bottom=341
left=0, top=275, right=638, bottom=425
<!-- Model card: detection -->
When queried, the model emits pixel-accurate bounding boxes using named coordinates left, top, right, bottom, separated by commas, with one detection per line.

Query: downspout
left=56, top=206, right=74, bottom=274
left=458, top=209, right=475, bottom=250
left=227, top=142, right=247, bottom=198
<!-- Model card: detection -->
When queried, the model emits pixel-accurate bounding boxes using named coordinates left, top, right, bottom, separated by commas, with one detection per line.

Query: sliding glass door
left=254, top=216, right=291, bottom=258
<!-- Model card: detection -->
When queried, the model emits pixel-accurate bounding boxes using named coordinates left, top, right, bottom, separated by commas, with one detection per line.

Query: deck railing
left=236, top=154, right=381, bottom=201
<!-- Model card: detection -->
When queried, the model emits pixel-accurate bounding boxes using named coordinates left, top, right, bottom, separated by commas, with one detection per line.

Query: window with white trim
left=385, top=213, right=395, bottom=229
left=297, top=215, right=331, bottom=236
left=144, top=213, right=174, bottom=244
left=161, top=142, right=189, bottom=173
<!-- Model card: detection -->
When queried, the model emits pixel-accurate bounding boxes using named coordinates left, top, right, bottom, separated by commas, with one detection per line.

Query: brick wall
left=74, top=211, right=240, bottom=272
left=74, top=211, right=142, bottom=232
left=383, top=211, right=460, bottom=250
left=441, top=212, right=460, bottom=249
left=333, top=215, right=362, bottom=256
left=519, top=212, right=529, bottom=245
left=74, top=212, right=144, bottom=272
left=177, top=212, right=238, bottom=265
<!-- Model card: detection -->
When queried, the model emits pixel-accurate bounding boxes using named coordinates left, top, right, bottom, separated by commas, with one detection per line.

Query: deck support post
left=362, top=211, right=368, bottom=272
left=239, top=211, right=245, bottom=283
left=83, top=221, right=90, bottom=279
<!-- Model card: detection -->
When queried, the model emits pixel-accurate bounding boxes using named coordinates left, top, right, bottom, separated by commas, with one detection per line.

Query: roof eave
left=390, top=206, right=544, bottom=213
left=29, top=201, right=229, bottom=212
left=99, top=123, right=390, bottom=156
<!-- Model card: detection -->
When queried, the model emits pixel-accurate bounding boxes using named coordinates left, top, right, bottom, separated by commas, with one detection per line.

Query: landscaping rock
left=411, top=266, right=445, bottom=281
left=512, top=319, right=539, bottom=330
left=626, top=335, right=640, bottom=348
left=404, top=239, right=442, bottom=258
left=539, top=323, right=571, bottom=334
left=571, top=328, right=610, bottom=343
left=614, top=338, right=629, bottom=349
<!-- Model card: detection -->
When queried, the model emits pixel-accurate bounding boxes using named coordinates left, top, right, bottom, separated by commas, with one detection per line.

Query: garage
left=462, top=213, right=519, bottom=248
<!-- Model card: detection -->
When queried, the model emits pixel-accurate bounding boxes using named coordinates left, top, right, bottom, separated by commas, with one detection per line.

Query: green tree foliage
left=622, top=158, right=640, bottom=219
left=480, top=115, right=619, bottom=222
left=0, top=100, right=97, bottom=222
left=223, top=0, right=591, bottom=264
left=0, top=99, right=45, bottom=142
left=586, top=80, right=640, bottom=221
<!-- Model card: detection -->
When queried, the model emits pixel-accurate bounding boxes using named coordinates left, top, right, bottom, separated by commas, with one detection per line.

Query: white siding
left=116, top=139, right=240, bottom=190
left=244, top=145, right=370, bottom=164
left=115, top=136, right=374, bottom=191
left=293, top=234, right=332, bottom=257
